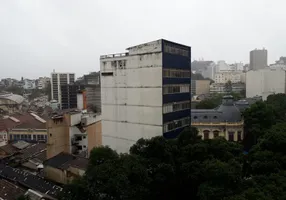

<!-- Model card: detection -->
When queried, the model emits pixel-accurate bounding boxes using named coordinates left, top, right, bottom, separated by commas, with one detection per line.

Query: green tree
left=266, top=93, right=286, bottom=122
left=242, top=101, right=276, bottom=148
left=224, top=80, right=233, bottom=93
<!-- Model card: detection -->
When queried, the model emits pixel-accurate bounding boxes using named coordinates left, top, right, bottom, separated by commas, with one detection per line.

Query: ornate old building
left=191, top=95, right=248, bottom=141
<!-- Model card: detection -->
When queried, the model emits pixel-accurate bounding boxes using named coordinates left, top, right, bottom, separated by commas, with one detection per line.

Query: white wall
left=101, top=51, right=163, bottom=153
left=246, top=69, right=286, bottom=100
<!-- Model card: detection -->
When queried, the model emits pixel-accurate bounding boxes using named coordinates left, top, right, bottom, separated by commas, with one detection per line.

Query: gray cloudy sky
left=1, top=0, right=285, bottom=79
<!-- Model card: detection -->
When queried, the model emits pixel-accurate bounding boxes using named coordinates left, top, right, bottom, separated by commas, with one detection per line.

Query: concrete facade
left=249, top=49, right=268, bottom=70
left=100, top=39, right=191, bottom=153
left=246, top=68, right=286, bottom=100
left=191, top=80, right=210, bottom=95
left=46, top=111, right=102, bottom=159
left=215, top=71, right=245, bottom=84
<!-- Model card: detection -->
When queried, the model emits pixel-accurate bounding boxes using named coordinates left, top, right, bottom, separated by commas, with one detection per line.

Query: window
left=213, top=130, right=219, bottom=138
left=163, top=69, right=190, bottom=78
left=203, top=130, right=210, bottom=140
left=163, top=117, right=190, bottom=133
left=193, top=116, right=198, bottom=119
left=213, top=116, right=218, bottom=119
left=163, top=85, right=190, bottom=94
left=101, top=72, right=114, bottom=76
left=203, top=116, right=208, bottom=119
left=228, top=132, right=234, bottom=141
left=237, top=131, right=242, bottom=141
left=163, top=101, right=190, bottom=114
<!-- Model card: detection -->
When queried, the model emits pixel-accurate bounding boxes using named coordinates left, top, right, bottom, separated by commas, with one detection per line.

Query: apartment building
left=50, top=71, right=75, bottom=107
left=246, top=68, right=286, bottom=100
left=214, top=71, right=245, bottom=84
left=46, top=110, right=102, bottom=159
left=100, top=39, right=191, bottom=153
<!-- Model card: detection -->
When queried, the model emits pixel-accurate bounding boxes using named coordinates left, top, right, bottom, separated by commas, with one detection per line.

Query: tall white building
left=100, top=39, right=191, bottom=153
left=50, top=72, right=75, bottom=105
left=246, top=68, right=286, bottom=100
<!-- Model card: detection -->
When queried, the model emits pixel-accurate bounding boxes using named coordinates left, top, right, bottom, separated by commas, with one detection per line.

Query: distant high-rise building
left=60, top=84, right=85, bottom=110
left=50, top=72, right=75, bottom=107
left=249, top=48, right=268, bottom=70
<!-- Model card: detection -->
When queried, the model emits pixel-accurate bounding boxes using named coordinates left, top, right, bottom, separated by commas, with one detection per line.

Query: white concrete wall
left=101, top=51, right=163, bottom=153
left=246, top=69, right=286, bottom=100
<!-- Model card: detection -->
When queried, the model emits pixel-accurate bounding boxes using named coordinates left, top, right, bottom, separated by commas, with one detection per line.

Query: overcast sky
left=1, top=0, right=286, bottom=79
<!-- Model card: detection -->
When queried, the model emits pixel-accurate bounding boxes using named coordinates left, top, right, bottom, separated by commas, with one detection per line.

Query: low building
left=0, top=93, right=25, bottom=114
left=191, top=95, right=245, bottom=141
left=47, top=110, right=102, bottom=159
left=210, top=83, right=245, bottom=94
left=43, top=152, right=88, bottom=184
left=191, top=80, right=210, bottom=95
left=4, top=112, right=47, bottom=142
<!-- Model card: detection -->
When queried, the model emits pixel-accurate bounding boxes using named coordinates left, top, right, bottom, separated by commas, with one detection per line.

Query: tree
left=242, top=101, right=276, bottom=149
left=224, top=80, right=232, bottom=93
left=59, top=128, right=246, bottom=200
left=266, top=93, right=286, bottom=122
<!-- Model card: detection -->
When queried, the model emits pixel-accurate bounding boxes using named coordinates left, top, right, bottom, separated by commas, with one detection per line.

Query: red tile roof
left=0, top=112, right=47, bottom=131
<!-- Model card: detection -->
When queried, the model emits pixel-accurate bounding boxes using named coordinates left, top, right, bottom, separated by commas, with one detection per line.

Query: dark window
left=193, top=116, right=198, bottom=119
left=203, top=116, right=208, bottom=119
left=213, top=130, right=219, bottom=138
left=203, top=130, right=210, bottom=139
left=228, top=132, right=234, bottom=141
left=213, top=116, right=217, bottom=119
left=101, top=72, right=113, bottom=76
left=237, top=131, right=242, bottom=141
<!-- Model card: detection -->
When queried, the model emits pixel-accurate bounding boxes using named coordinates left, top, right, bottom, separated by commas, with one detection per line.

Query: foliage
left=266, top=93, right=286, bottom=122
left=195, top=92, right=242, bottom=109
left=224, top=80, right=233, bottom=93
left=59, top=94, right=286, bottom=200
left=60, top=128, right=246, bottom=200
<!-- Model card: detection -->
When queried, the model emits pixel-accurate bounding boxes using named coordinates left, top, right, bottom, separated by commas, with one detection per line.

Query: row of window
left=163, top=101, right=190, bottom=114
left=163, top=85, right=189, bottom=94
left=163, top=69, right=190, bottom=78
left=163, top=117, right=190, bottom=133
left=203, top=130, right=242, bottom=141
left=164, top=44, right=189, bottom=57
left=10, top=134, right=47, bottom=141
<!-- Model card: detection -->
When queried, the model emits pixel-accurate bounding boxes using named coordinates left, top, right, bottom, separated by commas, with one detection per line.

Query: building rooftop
left=0, top=165, right=62, bottom=198
left=0, top=93, right=25, bottom=104
left=0, top=112, right=47, bottom=132
left=191, top=95, right=244, bottom=123
left=44, top=152, right=88, bottom=170
left=0, top=179, right=25, bottom=200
